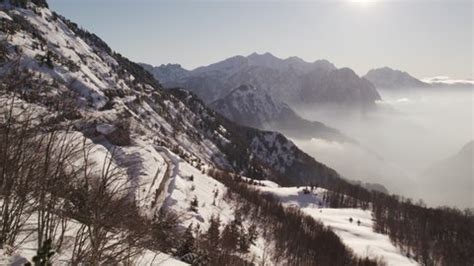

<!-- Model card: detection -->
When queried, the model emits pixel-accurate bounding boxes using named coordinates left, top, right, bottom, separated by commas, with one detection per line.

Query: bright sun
left=350, top=0, right=376, bottom=4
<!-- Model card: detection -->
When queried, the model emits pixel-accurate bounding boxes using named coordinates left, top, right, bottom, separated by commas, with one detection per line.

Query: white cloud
left=422, top=76, right=474, bottom=85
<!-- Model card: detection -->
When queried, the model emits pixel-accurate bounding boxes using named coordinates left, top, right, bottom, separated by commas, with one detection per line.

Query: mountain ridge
left=141, top=53, right=381, bottom=108
left=364, top=67, right=430, bottom=89
left=0, top=0, right=348, bottom=190
left=209, top=84, right=351, bottom=142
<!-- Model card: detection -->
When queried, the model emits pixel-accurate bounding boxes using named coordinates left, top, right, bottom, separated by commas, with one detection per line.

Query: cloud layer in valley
left=291, top=87, right=473, bottom=208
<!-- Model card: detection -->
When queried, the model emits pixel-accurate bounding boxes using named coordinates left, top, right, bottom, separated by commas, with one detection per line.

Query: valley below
left=291, top=87, right=473, bottom=208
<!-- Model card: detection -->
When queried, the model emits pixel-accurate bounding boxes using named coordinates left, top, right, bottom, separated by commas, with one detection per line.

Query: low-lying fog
left=291, top=87, right=473, bottom=209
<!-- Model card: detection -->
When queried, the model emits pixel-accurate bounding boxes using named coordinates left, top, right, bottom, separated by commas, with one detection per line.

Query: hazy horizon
left=48, top=0, right=473, bottom=80
left=291, top=86, right=473, bottom=209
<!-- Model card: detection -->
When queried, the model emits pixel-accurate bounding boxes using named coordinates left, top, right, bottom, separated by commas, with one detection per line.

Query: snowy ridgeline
left=1, top=3, right=231, bottom=170
left=252, top=183, right=418, bottom=266
left=146, top=51, right=381, bottom=107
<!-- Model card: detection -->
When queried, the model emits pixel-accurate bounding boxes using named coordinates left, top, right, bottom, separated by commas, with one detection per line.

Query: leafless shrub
left=65, top=143, right=147, bottom=264
left=0, top=64, right=150, bottom=263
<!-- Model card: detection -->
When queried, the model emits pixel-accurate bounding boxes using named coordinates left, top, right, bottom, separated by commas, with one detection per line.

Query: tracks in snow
left=153, top=146, right=180, bottom=211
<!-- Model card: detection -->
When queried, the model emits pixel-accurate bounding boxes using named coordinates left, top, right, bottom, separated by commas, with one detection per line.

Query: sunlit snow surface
left=156, top=150, right=272, bottom=264
left=0, top=201, right=187, bottom=266
left=256, top=184, right=418, bottom=266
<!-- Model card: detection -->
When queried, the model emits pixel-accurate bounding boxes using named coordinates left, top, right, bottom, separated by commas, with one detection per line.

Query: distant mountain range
left=364, top=67, right=429, bottom=89
left=364, top=67, right=473, bottom=89
left=209, top=84, right=350, bottom=142
left=141, top=53, right=381, bottom=108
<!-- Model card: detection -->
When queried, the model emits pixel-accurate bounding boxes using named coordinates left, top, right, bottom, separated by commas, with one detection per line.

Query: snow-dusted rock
left=210, top=84, right=350, bottom=142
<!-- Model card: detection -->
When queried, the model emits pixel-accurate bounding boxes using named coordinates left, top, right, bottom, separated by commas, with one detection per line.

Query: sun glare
left=350, top=0, right=376, bottom=5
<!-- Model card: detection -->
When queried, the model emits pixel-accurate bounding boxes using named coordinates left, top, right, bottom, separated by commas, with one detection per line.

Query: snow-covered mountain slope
left=169, top=88, right=344, bottom=186
left=210, top=84, right=350, bottom=142
left=253, top=184, right=418, bottom=266
left=144, top=147, right=274, bottom=264
left=0, top=2, right=364, bottom=264
left=364, top=67, right=429, bottom=89
left=210, top=84, right=287, bottom=129
left=142, top=52, right=381, bottom=108
left=0, top=95, right=273, bottom=264
left=0, top=1, right=348, bottom=188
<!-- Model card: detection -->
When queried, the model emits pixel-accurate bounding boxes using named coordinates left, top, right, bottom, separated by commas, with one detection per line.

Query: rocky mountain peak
left=364, top=67, right=428, bottom=89
left=145, top=53, right=381, bottom=107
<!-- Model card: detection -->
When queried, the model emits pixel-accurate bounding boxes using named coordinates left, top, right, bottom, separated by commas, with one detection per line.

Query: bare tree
left=0, top=91, right=41, bottom=249
left=67, top=143, right=146, bottom=265
left=0, top=64, right=149, bottom=263
left=33, top=130, right=83, bottom=252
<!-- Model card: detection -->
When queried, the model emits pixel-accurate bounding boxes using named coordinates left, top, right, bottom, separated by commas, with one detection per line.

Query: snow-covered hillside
left=0, top=199, right=187, bottom=266
left=254, top=183, right=418, bottom=266
left=210, top=84, right=287, bottom=129
left=210, top=84, right=350, bottom=142
left=1, top=0, right=348, bottom=191
left=0, top=2, right=353, bottom=264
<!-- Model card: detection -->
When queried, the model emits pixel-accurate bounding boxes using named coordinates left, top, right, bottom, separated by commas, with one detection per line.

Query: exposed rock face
left=141, top=63, right=190, bottom=85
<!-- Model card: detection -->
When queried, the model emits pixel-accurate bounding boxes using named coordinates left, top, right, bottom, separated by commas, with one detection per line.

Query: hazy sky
left=48, top=0, right=472, bottom=79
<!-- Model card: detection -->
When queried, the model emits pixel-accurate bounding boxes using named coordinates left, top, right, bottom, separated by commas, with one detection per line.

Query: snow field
left=255, top=185, right=418, bottom=265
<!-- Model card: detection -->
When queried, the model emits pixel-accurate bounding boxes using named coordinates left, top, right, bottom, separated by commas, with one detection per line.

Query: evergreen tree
left=221, top=221, right=239, bottom=252
left=176, top=224, right=195, bottom=260
left=203, top=215, right=221, bottom=251
left=238, top=227, right=250, bottom=253
left=27, top=239, right=55, bottom=266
